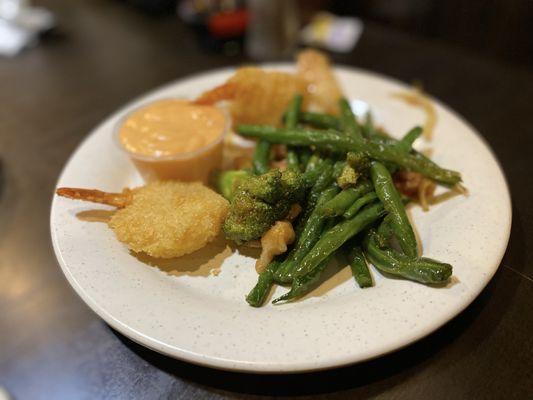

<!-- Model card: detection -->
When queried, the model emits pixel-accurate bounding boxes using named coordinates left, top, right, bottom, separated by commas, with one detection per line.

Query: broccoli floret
left=213, top=170, right=251, bottom=200
left=280, top=168, right=306, bottom=200
left=223, top=169, right=305, bottom=244
left=347, top=152, right=371, bottom=173
left=337, top=164, right=359, bottom=189
left=240, top=169, right=283, bottom=203
left=223, top=196, right=275, bottom=242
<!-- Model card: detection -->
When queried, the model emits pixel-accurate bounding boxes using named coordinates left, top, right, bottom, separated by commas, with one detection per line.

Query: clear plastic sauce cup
left=113, top=99, right=229, bottom=183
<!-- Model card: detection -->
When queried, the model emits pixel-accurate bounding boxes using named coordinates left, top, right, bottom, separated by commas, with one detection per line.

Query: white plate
left=50, top=65, right=511, bottom=373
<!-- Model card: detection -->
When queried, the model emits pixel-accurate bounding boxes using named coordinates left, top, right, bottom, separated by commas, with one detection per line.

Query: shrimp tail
left=56, top=187, right=133, bottom=208
left=194, top=82, right=238, bottom=105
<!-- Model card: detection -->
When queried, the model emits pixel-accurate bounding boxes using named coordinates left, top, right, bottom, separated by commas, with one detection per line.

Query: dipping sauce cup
left=114, top=99, right=228, bottom=183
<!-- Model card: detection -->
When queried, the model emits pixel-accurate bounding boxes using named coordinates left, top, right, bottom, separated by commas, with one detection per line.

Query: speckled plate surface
left=50, top=65, right=511, bottom=373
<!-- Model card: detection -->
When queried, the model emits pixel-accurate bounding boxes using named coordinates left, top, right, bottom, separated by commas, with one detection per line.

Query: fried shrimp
left=196, top=67, right=306, bottom=126
left=194, top=49, right=343, bottom=126
left=57, top=181, right=229, bottom=258
left=296, top=49, right=343, bottom=115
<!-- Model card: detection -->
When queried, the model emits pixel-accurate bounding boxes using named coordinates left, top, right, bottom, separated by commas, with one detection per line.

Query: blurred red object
left=208, top=9, right=248, bottom=38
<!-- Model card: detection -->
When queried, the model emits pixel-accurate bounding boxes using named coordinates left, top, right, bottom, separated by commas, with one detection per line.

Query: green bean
left=287, top=151, right=299, bottom=169
left=301, top=157, right=327, bottom=187
left=285, top=94, right=302, bottom=127
left=397, top=126, right=422, bottom=153
left=274, top=186, right=339, bottom=284
left=376, top=215, right=394, bottom=246
left=246, top=259, right=282, bottom=307
left=412, top=150, right=441, bottom=171
left=292, top=202, right=386, bottom=279
left=370, top=162, right=418, bottom=258
left=343, top=191, right=378, bottom=219
left=367, top=129, right=428, bottom=162
left=304, top=154, right=322, bottom=172
left=238, top=125, right=346, bottom=150
left=272, top=254, right=336, bottom=304
left=295, top=160, right=334, bottom=238
left=298, top=148, right=312, bottom=171
left=369, top=134, right=397, bottom=146
left=346, top=245, right=373, bottom=288
left=252, top=140, right=271, bottom=174
left=375, top=127, right=421, bottom=174
left=339, top=98, right=363, bottom=139
left=299, top=112, right=340, bottom=129
left=333, top=160, right=346, bottom=178
left=321, top=181, right=373, bottom=217
left=362, top=111, right=391, bottom=141
left=236, top=125, right=461, bottom=185
left=371, top=130, right=440, bottom=174
left=305, top=161, right=335, bottom=213
left=365, top=232, right=452, bottom=284
left=362, top=112, right=376, bottom=139
left=285, top=95, right=303, bottom=169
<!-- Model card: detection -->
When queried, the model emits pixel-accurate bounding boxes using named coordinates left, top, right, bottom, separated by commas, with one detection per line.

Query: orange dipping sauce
left=117, top=99, right=227, bottom=183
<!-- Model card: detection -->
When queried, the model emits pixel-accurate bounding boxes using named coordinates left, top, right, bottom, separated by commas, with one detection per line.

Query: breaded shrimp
left=194, top=49, right=343, bottom=126
left=196, top=67, right=306, bottom=126
left=297, top=49, right=343, bottom=115
left=57, top=181, right=229, bottom=258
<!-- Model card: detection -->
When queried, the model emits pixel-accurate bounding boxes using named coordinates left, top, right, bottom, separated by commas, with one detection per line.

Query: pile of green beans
left=239, top=125, right=461, bottom=186
left=274, top=186, right=339, bottom=284
left=245, top=96, right=458, bottom=307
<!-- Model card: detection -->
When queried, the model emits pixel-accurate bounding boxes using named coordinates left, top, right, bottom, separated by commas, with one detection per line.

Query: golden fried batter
left=196, top=67, right=306, bottom=126
left=297, top=49, right=343, bottom=115
left=195, top=50, right=343, bottom=126
left=108, top=181, right=229, bottom=258
left=58, top=181, right=229, bottom=259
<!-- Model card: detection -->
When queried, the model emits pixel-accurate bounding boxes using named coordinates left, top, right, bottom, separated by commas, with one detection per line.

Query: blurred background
left=1, top=0, right=532, bottom=64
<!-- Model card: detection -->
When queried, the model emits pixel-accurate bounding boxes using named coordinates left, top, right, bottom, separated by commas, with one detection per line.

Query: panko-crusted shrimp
left=297, top=49, right=343, bottom=115
left=194, top=49, right=343, bottom=126
left=196, top=67, right=306, bottom=126
left=57, top=181, right=229, bottom=258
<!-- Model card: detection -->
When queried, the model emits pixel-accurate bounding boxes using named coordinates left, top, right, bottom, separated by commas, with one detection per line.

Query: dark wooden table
left=1, top=1, right=532, bottom=399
